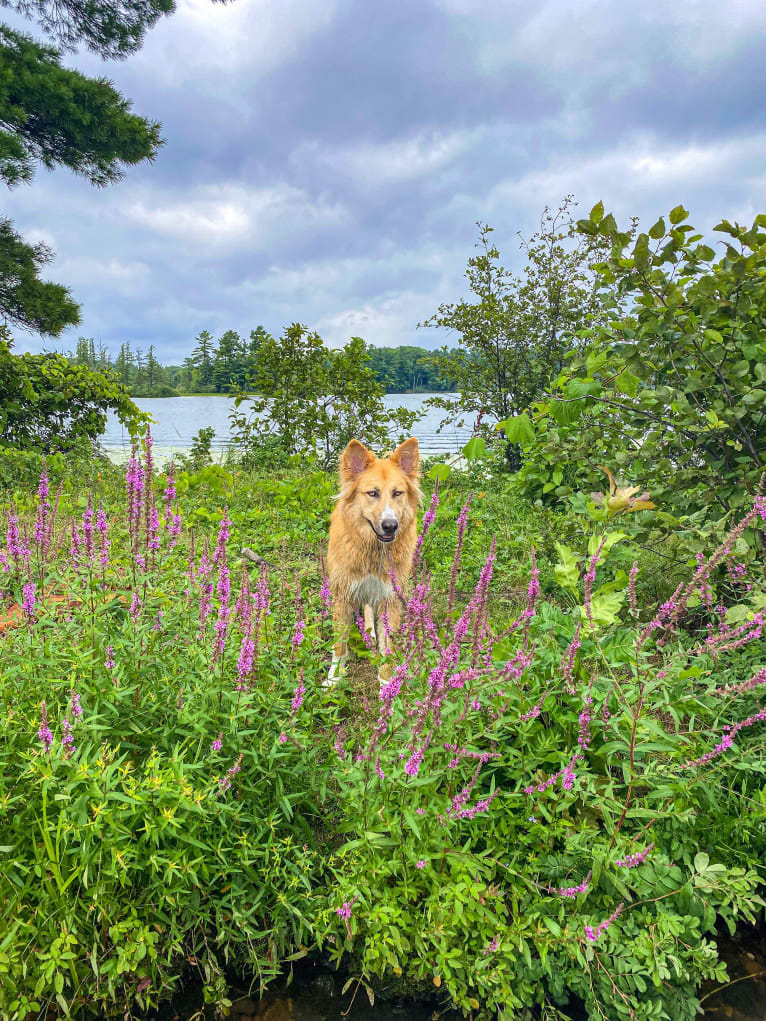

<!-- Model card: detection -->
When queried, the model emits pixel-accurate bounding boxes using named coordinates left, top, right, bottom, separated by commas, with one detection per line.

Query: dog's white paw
left=323, top=654, right=346, bottom=689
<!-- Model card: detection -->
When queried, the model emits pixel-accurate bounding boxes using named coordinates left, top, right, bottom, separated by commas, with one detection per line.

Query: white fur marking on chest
left=350, top=574, right=392, bottom=607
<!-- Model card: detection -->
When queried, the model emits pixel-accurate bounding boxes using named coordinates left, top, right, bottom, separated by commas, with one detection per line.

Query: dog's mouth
left=366, top=519, right=397, bottom=543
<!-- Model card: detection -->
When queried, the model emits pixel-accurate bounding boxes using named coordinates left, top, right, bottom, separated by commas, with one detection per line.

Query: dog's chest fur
left=350, top=573, right=393, bottom=608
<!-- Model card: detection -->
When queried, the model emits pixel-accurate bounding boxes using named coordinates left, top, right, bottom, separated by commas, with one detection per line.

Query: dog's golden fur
left=326, top=437, right=420, bottom=684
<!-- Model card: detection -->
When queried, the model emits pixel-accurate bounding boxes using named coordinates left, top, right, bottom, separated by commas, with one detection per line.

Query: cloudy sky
left=6, top=0, right=766, bottom=361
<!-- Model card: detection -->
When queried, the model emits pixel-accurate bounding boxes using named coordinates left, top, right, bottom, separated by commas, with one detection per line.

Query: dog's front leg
left=325, top=598, right=353, bottom=688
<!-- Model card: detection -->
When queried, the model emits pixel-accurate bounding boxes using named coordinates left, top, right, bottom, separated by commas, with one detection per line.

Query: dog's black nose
left=381, top=519, right=398, bottom=535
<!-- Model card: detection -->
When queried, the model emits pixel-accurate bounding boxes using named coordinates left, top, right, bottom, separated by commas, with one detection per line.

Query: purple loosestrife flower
left=319, top=575, right=331, bottom=617
left=447, top=492, right=473, bottom=615
left=81, top=496, right=96, bottom=566
left=404, top=747, right=424, bottom=777
left=233, top=570, right=252, bottom=627
left=163, top=463, right=177, bottom=510
left=96, top=506, right=110, bottom=568
left=416, top=860, right=427, bottom=869
left=70, top=691, right=82, bottom=719
left=129, top=590, right=142, bottom=619
left=524, top=546, right=540, bottom=619
left=167, top=511, right=182, bottom=548
left=213, top=565, right=231, bottom=660
left=147, top=504, right=161, bottom=553
left=483, top=937, right=499, bottom=956
left=524, top=753, right=583, bottom=798
left=336, top=894, right=358, bottom=937
left=34, top=461, right=51, bottom=549
left=235, top=623, right=255, bottom=692
left=552, top=871, right=592, bottom=899
left=212, top=508, right=231, bottom=568
left=693, top=611, right=764, bottom=659
left=125, top=446, right=145, bottom=549
left=578, top=696, right=593, bottom=751
left=291, top=671, right=305, bottom=714
left=218, top=753, right=243, bottom=792
left=69, top=520, right=81, bottom=568
left=716, top=665, right=766, bottom=697
left=412, top=484, right=439, bottom=572
left=61, top=716, right=76, bottom=756
left=211, top=733, right=223, bottom=752
left=255, top=563, right=270, bottom=615
left=561, top=623, right=582, bottom=695
left=355, top=613, right=376, bottom=651
left=681, top=708, right=766, bottom=770
left=22, top=581, right=36, bottom=622
left=584, top=903, right=624, bottom=943
left=583, top=539, right=607, bottom=628
left=6, top=510, right=30, bottom=567
left=37, top=459, right=50, bottom=504
left=628, top=561, right=639, bottom=617
left=38, top=701, right=53, bottom=752
left=333, top=725, right=347, bottom=760
left=291, top=587, right=305, bottom=650
left=616, top=843, right=654, bottom=869
left=104, top=646, right=116, bottom=671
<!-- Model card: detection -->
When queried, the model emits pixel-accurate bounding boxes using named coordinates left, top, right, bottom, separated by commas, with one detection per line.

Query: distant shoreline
left=126, top=389, right=458, bottom=398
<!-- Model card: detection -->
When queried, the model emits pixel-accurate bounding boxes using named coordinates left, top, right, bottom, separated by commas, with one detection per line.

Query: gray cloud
left=4, top=0, right=766, bottom=360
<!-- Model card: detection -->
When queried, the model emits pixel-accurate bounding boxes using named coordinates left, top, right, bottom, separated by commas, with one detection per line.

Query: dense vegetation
left=66, top=332, right=455, bottom=396
left=1, top=200, right=765, bottom=1021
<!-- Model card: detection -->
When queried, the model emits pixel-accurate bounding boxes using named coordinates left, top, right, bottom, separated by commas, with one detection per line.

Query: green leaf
left=585, top=587, right=625, bottom=627
left=498, top=413, right=535, bottom=445
left=694, top=852, right=710, bottom=873
left=590, top=201, right=605, bottom=224
left=669, top=205, right=689, bottom=225
left=462, top=436, right=487, bottom=461
left=428, top=462, right=451, bottom=483
left=554, top=543, right=580, bottom=593
left=648, top=217, right=666, bottom=240
left=542, top=917, right=561, bottom=936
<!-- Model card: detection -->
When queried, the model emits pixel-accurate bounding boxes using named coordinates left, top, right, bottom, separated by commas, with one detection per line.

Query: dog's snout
left=381, top=518, right=398, bottom=535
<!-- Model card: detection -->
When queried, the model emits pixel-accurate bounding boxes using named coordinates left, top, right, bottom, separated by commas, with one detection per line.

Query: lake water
left=101, top=394, right=472, bottom=463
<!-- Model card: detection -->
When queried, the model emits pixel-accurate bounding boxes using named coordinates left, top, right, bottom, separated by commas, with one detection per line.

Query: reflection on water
left=702, top=926, right=766, bottom=1020
left=155, top=928, right=766, bottom=1021
left=101, top=394, right=474, bottom=460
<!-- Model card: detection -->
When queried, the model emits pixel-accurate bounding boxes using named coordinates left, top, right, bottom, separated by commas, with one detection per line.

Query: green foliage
left=2, top=0, right=178, bottom=58
left=421, top=200, right=606, bottom=462
left=0, top=327, right=149, bottom=452
left=364, top=344, right=453, bottom=392
left=174, top=425, right=217, bottom=472
left=1, top=453, right=765, bottom=1020
left=517, top=204, right=766, bottom=524
left=0, top=217, right=80, bottom=335
left=229, top=325, right=419, bottom=469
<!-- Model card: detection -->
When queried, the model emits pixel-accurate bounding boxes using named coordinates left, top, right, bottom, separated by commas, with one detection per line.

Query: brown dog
left=325, top=437, right=420, bottom=686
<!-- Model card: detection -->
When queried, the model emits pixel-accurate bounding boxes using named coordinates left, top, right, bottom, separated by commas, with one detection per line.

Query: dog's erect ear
left=340, top=440, right=375, bottom=482
left=390, top=437, right=419, bottom=478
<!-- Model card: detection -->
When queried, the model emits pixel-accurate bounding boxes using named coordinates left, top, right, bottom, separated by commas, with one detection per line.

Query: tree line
left=65, top=332, right=456, bottom=396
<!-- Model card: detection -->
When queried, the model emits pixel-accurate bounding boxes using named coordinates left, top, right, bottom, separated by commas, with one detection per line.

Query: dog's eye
left=392, top=490, right=403, bottom=498
left=367, top=490, right=379, bottom=498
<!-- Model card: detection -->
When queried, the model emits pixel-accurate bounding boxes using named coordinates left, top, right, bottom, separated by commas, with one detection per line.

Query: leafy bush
left=229, top=326, right=418, bottom=469
left=1, top=449, right=765, bottom=1020
left=0, top=326, right=148, bottom=453
left=509, top=205, right=766, bottom=525
left=0, top=446, right=338, bottom=1016
left=317, top=492, right=766, bottom=1019
left=421, top=201, right=606, bottom=465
